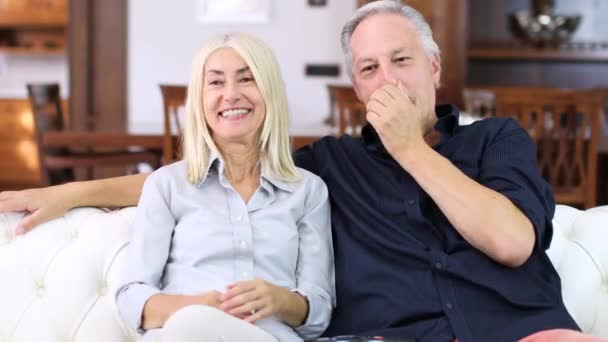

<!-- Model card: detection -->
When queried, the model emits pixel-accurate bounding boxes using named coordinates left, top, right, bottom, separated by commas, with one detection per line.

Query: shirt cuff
left=291, top=284, right=333, bottom=339
left=115, top=283, right=161, bottom=333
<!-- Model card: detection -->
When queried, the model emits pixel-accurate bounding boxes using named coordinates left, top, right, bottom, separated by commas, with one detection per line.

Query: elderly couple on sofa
left=1, top=1, right=607, bottom=342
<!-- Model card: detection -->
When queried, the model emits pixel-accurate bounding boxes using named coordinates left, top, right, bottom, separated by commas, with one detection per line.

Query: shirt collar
left=362, top=104, right=459, bottom=152
left=196, top=150, right=296, bottom=193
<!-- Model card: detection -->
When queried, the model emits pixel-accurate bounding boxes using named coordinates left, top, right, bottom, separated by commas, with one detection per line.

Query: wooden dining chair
left=27, top=83, right=161, bottom=186
left=327, top=85, right=366, bottom=136
left=487, top=87, right=601, bottom=209
left=159, top=84, right=187, bottom=163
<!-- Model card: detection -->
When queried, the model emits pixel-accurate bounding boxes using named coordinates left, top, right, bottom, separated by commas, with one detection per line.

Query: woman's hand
left=220, top=278, right=308, bottom=326
left=0, top=185, right=74, bottom=235
left=199, top=290, right=222, bottom=308
left=142, top=290, right=223, bottom=330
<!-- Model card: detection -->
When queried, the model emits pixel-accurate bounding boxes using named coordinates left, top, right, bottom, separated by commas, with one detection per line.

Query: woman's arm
left=142, top=291, right=222, bottom=330
left=114, top=171, right=175, bottom=331
left=0, top=173, right=149, bottom=234
left=288, top=176, right=335, bottom=339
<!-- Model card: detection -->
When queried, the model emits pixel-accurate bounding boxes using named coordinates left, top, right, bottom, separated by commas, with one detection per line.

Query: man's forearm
left=66, top=173, right=149, bottom=208
left=395, top=143, right=534, bottom=267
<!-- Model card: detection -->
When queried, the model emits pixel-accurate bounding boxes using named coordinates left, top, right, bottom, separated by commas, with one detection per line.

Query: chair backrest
left=159, top=84, right=187, bottom=163
left=477, top=87, right=601, bottom=208
left=26, top=83, right=73, bottom=185
left=327, top=85, right=366, bottom=136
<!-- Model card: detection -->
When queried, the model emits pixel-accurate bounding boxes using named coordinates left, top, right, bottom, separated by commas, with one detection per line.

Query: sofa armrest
left=0, top=207, right=138, bottom=342
left=549, top=204, right=608, bottom=338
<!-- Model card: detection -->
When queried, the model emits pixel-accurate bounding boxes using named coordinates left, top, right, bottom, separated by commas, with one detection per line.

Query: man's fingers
left=366, top=100, right=385, bottom=118
left=15, top=210, right=44, bottom=235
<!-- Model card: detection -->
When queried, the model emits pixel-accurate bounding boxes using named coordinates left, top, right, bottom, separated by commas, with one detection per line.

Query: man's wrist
left=395, top=139, right=431, bottom=171
left=59, top=181, right=85, bottom=209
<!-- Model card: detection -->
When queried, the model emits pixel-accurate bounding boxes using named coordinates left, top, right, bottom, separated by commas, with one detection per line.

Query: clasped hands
left=200, top=278, right=292, bottom=324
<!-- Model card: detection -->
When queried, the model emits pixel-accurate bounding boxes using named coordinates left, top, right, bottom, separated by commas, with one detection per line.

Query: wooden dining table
left=43, top=131, right=165, bottom=149
left=42, top=131, right=324, bottom=163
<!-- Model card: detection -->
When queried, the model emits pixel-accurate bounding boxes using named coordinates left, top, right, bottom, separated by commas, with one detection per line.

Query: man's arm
left=394, top=143, right=534, bottom=267
left=367, top=83, right=534, bottom=267
left=0, top=173, right=149, bottom=234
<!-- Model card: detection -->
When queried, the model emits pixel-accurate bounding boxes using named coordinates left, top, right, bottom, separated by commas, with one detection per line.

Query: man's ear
left=431, top=54, right=442, bottom=88
left=352, top=77, right=364, bottom=103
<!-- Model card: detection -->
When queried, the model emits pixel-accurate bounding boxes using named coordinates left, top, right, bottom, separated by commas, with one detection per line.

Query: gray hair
left=341, top=0, right=440, bottom=78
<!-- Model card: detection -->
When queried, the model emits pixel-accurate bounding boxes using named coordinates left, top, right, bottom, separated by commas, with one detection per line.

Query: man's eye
left=395, top=57, right=409, bottom=63
left=361, top=65, right=376, bottom=73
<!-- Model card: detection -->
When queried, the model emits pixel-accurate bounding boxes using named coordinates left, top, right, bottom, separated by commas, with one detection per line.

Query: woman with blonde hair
left=114, top=33, right=334, bottom=342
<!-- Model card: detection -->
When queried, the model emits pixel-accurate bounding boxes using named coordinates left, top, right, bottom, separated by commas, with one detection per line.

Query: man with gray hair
left=297, top=1, right=585, bottom=341
left=1, top=1, right=599, bottom=341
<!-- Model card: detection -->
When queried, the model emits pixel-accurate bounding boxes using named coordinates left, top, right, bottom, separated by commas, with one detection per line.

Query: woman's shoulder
left=146, top=160, right=188, bottom=186
left=295, top=167, right=328, bottom=192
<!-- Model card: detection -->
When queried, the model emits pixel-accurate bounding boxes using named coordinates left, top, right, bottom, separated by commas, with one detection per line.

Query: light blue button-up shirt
left=115, top=154, right=334, bottom=342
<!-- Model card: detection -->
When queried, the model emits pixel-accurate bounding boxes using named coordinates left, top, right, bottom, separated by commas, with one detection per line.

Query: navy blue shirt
left=294, top=105, right=579, bottom=342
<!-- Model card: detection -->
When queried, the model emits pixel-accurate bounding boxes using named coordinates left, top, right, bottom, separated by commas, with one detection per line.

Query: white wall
left=0, top=54, right=68, bottom=99
left=128, top=0, right=356, bottom=134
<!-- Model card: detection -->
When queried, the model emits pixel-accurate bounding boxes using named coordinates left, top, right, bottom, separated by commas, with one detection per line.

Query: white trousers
left=155, top=305, right=279, bottom=342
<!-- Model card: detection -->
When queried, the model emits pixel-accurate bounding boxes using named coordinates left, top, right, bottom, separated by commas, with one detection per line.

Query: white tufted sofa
left=0, top=205, right=607, bottom=341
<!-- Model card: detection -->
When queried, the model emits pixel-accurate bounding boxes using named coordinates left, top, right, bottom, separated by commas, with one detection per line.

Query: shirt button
left=407, top=199, right=415, bottom=206
left=434, top=262, right=443, bottom=270
left=239, top=240, right=247, bottom=249
left=446, top=303, right=454, bottom=310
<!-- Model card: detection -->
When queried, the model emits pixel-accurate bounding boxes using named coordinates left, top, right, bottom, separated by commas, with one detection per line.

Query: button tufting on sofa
left=0, top=204, right=607, bottom=341
left=36, top=284, right=45, bottom=297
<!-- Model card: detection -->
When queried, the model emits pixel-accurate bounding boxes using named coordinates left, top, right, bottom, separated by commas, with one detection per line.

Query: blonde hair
left=182, top=33, right=300, bottom=184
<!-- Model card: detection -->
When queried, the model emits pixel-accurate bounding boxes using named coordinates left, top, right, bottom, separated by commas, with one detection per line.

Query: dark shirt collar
left=362, top=104, right=459, bottom=152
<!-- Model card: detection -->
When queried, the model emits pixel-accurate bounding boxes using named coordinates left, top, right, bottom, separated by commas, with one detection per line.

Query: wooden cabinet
left=0, top=0, right=67, bottom=54
left=467, top=0, right=608, bottom=89
left=0, top=0, right=67, bottom=27
left=0, top=99, right=41, bottom=189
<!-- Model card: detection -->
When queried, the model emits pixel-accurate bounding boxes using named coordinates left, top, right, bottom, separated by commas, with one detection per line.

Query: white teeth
left=220, top=109, right=250, bottom=118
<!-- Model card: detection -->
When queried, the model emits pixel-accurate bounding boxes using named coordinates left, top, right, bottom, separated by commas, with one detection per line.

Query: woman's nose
left=222, top=82, right=240, bottom=103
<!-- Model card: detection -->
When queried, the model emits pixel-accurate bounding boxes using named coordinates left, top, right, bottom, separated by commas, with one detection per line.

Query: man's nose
left=379, top=65, right=398, bottom=85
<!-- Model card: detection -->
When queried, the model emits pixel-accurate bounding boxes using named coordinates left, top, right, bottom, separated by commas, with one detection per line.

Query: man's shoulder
left=456, top=117, right=526, bottom=142
left=295, top=134, right=361, bottom=160
left=461, top=116, right=521, bottom=132
left=294, top=134, right=364, bottom=175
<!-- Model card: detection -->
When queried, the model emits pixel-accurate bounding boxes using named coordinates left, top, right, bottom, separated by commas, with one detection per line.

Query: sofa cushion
left=0, top=207, right=137, bottom=342
left=0, top=204, right=607, bottom=341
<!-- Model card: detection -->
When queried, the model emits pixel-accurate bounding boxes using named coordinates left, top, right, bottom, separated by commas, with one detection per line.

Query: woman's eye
left=209, top=80, right=223, bottom=86
left=240, top=77, right=254, bottom=83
